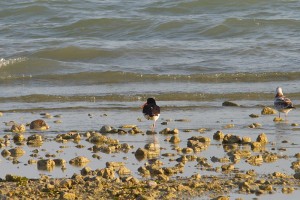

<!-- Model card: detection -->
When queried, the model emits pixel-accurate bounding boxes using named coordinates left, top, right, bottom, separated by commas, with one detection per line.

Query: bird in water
left=274, top=87, right=295, bottom=119
left=142, top=98, right=160, bottom=133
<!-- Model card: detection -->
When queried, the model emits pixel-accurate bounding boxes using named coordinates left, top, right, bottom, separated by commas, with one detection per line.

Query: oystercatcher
left=274, top=87, right=295, bottom=119
left=142, top=98, right=160, bottom=132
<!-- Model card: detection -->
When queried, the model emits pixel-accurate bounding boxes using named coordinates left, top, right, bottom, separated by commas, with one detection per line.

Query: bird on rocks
left=274, top=87, right=295, bottom=119
left=142, top=98, right=160, bottom=133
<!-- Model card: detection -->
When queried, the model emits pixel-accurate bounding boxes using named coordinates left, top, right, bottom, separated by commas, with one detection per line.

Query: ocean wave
left=1, top=68, right=300, bottom=85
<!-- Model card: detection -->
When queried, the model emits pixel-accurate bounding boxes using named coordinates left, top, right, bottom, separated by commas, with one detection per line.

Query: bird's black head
left=147, top=98, right=156, bottom=105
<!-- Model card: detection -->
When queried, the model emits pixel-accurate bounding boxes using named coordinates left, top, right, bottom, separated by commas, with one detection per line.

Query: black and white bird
left=142, top=98, right=160, bottom=132
left=274, top=87, right=295, bottom=119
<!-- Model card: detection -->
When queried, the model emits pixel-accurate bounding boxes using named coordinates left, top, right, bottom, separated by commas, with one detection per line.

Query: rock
left=159, top=128, right=179, bottom=135
left=294, top=173, right=300, bottom=179
left=1, top=149, right=11, bottom=157
left=147, top=180, right=158, bottom=188
left=5, top=174, right=28, bottom=183
left=246, top=155, right=263, bottom=166
left=8, top=147, right=25, bottom=157
left=53, top=159, right=66, bottom=166
left=242, top=137, right=252, bottom=144
left=97, top=167, right=115, bottom=179
left=222, top=134, right=241, bottom=144
left=248, top=123, right=262, bottom=128
left=30, top=119, right=50, bottom=130
left=11, top=124, right=26, bottom=133
left=169, top=135, right=181, bottom=143
left=273, top=117, right=283, bottom=122
left=106, top=162, right=125, bottom=169
left=37, top=159, right=56, bottom=171
left=81, top=166, right=92, bottom=176
left=256, top=133, right=268, bottom=144
left=117, top=166, right=131, bottom=176
left=27, top=134, right=43, bottom=146
left=213, top=130, right=224, bottom=140
left=120, top=124, right=136, bottom=128
left=0, top=112, right=2, bottom=117
left=222, top=101, right=239, bottom=107
left=100, top=125, right=112, bottom=133
left=60, top=192, right=76, bottom=200
left=261, top=107, right=276, bottom=115
left=69, top=156, right=90, bottom=166
left=249, top=114, right=259, bottom=118
left=13, top=133, right=25, bottom=142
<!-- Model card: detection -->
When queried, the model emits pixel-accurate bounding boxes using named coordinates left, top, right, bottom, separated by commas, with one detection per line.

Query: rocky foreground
left=0, top=107, right=300, bottom=199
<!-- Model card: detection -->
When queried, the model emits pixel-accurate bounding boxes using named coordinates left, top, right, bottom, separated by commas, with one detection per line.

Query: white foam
left=0, top=57, right=27, bottom=68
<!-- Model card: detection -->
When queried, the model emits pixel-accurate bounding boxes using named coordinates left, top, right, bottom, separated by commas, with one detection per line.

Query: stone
left=37, top=159, right=55, bottom=171
left=60, top=192, right=76, bottom=200
left=30, top=119, right=50, bottom=130
left=213, top=130, right=224, bottom=140
left=256, top=133, right=268, bottom=144
left=69, top=156, right=90, bottom=166
left=222, top=101, right=239, bottom=107
left=100, top=125, right=112, bottom=133
left=169, top=135, right=181, bottom=143
left=11, top=124, right=26, bottom=133
left=8, top=147, right=25, bottom=157
left=261, top=107, right=277, bottom=115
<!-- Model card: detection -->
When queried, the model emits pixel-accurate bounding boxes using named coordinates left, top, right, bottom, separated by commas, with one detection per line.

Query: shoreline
left=0, top=105, right=299, bottom=199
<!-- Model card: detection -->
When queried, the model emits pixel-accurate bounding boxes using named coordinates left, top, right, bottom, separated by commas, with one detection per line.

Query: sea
left=0, top=1, right=300, bottom=199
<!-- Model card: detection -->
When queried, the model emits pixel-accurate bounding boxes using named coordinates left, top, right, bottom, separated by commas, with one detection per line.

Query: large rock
left=261, top=107, right=277, bottom=115
left=30, top=119, right=50, bottom=130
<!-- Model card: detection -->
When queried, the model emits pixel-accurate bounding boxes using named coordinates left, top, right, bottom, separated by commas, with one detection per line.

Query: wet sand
left=0, top=103, right=299, bottom=199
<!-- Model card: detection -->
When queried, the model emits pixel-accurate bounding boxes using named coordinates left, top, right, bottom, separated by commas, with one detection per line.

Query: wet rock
left=291, top=160, right=300, bottom=170
left=221, top=164, right=234, bottom=172
left=129, top=126, right=143, bottom=134
left=294, top=173, right=300, bottom=179
left=60, top=192, right=76, bottom=200
left=246, top=155, right=263, bottom=166
left=291, top=123, right=299, bottom=127
left=5, top=174, right=28, bottom=183
left=27, top=134, right=43, bottom=146
left=159, top=128, right=179, bottom=135
left=222, top=101, right=239, bottom=107
left=97, top=167, right=115, bottom=179
left=273, top=117, right=283, bottom=122
left=81, top=166, right=92, bottom=176
left=69, top=156, right=90, bottom=166
left=223, top=124, right=235, bottom=129
left=106, top=161, right=125, bottom=169
left=53, top=159, right=66, bottom=166
left=213, top=130, right=224, bottom=140
left=261, top=107, right=277, bottom=115
left=263, top=152, right=278, bottom=163
left=135, top=145, right=160, bottom=161
left=8, top=147, right=25, bottom=157
left=11, top=124, right=26, bottom=133
left=222, top=134, right=242, bottom=144
left=242, top=137, right=252, bottom=144
left=248, top=123, right=262, bottom=128
left=117, top=166, right=131, bottom=176
left=256, top=133, right=268, bottom=144
left=37, top=159, right=55, bottom=171
left=30, top=119, right=50, bottom=130
left=169, top=135, right=181, bottom=143
left=121, top=124, right=136, bottom=128
left=0, top=112, right=2, bottom=117
left=249, top=114, right=259, bottom=118
left=1, top=149, right=11, bottom=157
left=13, top=133, right=25, bottom=143
left=100, top=125, right=112, bottom=133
